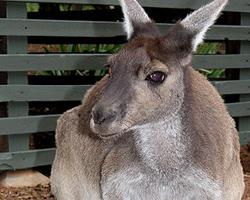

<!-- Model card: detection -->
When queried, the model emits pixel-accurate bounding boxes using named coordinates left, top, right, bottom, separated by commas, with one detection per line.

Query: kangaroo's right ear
left=180, top=0, right=228, bottom=52
left=120, top=0, right=158, bottom=40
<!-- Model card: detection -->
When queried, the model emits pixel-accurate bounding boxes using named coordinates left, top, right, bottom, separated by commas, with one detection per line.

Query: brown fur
left=51, top=66, right=244, bottom=199
left=51, top=0, right=244, bottom=198
left=184, top=66, right=244, bottom=198
left=51, top=76, right=114, bottom=200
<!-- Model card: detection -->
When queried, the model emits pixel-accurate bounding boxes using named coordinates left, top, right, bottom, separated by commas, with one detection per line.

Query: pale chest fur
left=101, top=115, right=222, bottom=200
left=102, top=167, right=222, bottom=200
left=134, top=115, right=188, bottom=172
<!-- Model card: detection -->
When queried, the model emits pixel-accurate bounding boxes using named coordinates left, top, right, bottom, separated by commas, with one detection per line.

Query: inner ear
left=180, top=0, right=228, bottom=51
left=120, top=0, right=160, bottom=40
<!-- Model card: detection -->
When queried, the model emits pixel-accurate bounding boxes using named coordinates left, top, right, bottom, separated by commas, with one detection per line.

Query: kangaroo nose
left=92, top=106, right=117, bottom=125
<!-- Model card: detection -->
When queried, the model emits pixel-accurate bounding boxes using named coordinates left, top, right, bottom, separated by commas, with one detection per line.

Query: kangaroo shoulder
left=55, top=106, right=82, bottom=145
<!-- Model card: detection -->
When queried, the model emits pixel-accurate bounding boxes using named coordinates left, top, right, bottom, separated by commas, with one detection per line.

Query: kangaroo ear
left=180, top=0, right=228, bottom=52
left=120, top=0, right=152, bottom=39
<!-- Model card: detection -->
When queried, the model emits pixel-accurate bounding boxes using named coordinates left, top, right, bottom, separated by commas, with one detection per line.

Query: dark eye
left=146, top=71, right=166, bottom=84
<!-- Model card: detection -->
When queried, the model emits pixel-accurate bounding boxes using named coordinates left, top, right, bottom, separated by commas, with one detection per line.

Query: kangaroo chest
left=100, top=119, right=222, bottom=200
left=101, top=149, right=222, bottom=200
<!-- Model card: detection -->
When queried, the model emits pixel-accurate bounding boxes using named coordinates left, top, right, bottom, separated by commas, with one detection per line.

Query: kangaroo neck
left=133, top=110, right=190, bottom=177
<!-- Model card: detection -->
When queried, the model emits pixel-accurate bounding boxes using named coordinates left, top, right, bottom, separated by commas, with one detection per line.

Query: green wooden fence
left=0, top=0, right=250, bottom=170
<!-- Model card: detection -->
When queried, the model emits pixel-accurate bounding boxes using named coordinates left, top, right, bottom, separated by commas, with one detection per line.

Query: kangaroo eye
left=146, top=71, right=166, bottom=83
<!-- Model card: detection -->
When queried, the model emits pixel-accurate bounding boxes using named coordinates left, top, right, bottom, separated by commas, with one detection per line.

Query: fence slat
left=227, top=101, right=250, bottom=117
left=193, top=55, right=250, bottom=69
left=0, top=54, right=250, bottom=71
left=0, top=19, right=249, bottom=40
left=0, top=148, right=55, bottom=170
left=0, top=130, right=248, bottom=170
left=3, top=0, right=250, bottom=13
left=240, top=131, right=250, bottom=145
left=0, top=54, right=107, bottom=71
left=0, top=101, right=249, bottom=136
left=0, top=115, right=59, bottom=135
left=0, top=112, right=249, bottom=135
left=212, top=80, right=250, bottom=95
left=1, top=81, right=250, bottom=103
left=0, top=127, right=248, bottom=171
left=0, top=85, right=90, bottom=102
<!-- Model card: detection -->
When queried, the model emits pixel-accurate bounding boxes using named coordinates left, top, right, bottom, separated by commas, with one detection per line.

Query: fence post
left=239, top=13, right=250, bottom=145
left=6, top=2, right=29, bottom=152
left=0, top=1, right=8, bottom=153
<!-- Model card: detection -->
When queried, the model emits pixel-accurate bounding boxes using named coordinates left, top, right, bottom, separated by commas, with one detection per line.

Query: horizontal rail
left=0, top=54, right=250, bottom=71
left=0, top=80, right=250, bottom=103
left=240, top=131, right=250, bottom=146
left=0, top=129, right=248, bottom=170
left=0, top=54, right=106, bottom=71
left=0, top=85, right=90, bottom=102
left=4, top=0, right=250, bottom=13
left=227, top=101, right=250, bottom=118
left=0, top=148, right=55, bottom=170
left=193, top=54, right=250, bottom=69
left=212, top=80, right=250, bottom=95
left=0, top=19, right=249, bottom=40
left=0, top=101, right=250, bottom=135
left=0, top=129, right=249, bottom=170
left=0, top=115, right=59, bottom=135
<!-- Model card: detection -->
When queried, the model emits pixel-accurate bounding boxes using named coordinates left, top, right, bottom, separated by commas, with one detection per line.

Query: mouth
left=90, top=118, right=131, bottom=139
left=98, top=132, right=121, bottom=139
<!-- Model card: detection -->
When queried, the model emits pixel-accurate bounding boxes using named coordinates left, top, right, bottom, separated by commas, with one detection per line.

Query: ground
left=0, top=145, right=250, bottom=200
left=0, top=184, right=54, bottom=200
left=241, top=144, right=250, bottom=200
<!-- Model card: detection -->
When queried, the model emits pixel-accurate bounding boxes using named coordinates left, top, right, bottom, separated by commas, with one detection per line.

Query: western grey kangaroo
left=51, top=0, right=245, bottom=199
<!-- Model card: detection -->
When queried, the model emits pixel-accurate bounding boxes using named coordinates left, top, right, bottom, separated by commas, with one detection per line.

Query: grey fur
left=51, top=0, right=244, bottom=199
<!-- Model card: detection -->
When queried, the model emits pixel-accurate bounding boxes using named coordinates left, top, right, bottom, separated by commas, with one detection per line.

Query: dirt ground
left=0, top=184, right=54, bottom=200
left=0, top=145, right=250, bottom=200
left=241, top=144, right=250, bottom=200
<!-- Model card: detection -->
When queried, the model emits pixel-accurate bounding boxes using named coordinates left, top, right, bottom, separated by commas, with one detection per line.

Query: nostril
left=104, top=111, right=117, bottom=122
left=94, top=115, right=106, bottom=125
left=92, top=107, right=117, bottom=125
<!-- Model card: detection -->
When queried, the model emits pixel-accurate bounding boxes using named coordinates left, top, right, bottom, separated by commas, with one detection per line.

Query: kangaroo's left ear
left=120, top=0, right=158, bottom=40
left=180, top=0, right=228, bottom=52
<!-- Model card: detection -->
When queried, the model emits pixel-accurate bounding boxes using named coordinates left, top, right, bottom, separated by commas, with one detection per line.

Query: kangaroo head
left=90, top=0, right=228, bottom=138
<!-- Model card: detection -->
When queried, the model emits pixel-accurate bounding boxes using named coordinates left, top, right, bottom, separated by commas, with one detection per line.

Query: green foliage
left=197, top=43, right=220, bottom=55
left=58, top=4, right=95, bottom=11
left=27, top=2, right=224, bottom=79
left=26, top=3, right=39, bottom=12
left=197, top=43, right=225, bottom=79
left=59, top=4, right=72, bottom=12
left=83, top=5, right=96, bottom=11
left=27, top=3, right=95, bottom=13
left=35, top=44, right=122, bottom=76
left=199, top=69, right=225, bottom=79
left=36, top=42, right=225, bottom=79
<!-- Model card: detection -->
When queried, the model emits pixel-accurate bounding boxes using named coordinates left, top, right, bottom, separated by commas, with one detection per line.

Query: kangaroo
left=50, top=0, right=245, bottom=199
